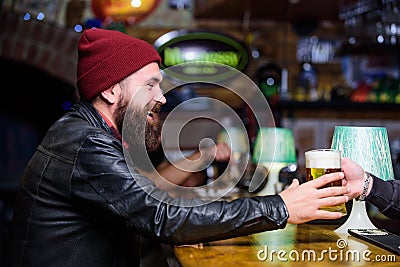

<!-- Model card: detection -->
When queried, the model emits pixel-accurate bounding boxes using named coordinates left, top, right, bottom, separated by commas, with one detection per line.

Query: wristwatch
left=356, top=172, right=372, bottom=201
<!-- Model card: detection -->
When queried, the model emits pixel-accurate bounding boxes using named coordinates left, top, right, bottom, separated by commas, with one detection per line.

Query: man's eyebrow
left=147, top=76, right=161, bottom=83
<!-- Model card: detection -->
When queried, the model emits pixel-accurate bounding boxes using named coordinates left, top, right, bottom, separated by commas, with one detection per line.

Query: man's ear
left=100, top=84, right=121, bottom=104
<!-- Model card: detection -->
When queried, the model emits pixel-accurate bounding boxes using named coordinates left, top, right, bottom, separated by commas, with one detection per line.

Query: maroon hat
left=77, top=28, right=161, bottom=100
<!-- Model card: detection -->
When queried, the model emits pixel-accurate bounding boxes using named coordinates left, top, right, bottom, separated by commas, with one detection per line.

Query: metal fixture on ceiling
left=193, top=0, right=341, bottom=22
left=340, top=0, right=400, bottom=46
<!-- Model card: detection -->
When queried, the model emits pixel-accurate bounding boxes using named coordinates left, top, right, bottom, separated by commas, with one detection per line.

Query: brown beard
left=115, top=96, right=162, bottom=152
left=114, top=95, right=129, bottom=135
left=145, top=103, right=162, bottom=152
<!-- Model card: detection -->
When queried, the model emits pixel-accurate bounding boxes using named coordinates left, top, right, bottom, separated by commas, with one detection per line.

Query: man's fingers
left=310, top=172, right=345, bottom=188
left=288, top=178, right=300, bottom=188
left=313, top=210, right=344, bottom=220
left=318, top=195, right=349, bottom=209
left=317, top=186, right=350, bottom=198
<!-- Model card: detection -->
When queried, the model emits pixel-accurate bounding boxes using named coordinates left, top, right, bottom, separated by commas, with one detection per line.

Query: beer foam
left=305, top=149, right=341, bottom=168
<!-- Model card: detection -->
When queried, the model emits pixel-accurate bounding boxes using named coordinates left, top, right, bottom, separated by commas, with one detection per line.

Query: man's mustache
left=151, top=103, right=162, bottom=113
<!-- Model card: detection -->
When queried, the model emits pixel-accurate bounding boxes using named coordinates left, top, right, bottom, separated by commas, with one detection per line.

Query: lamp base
left=256, top=162, right=288, bottom=195
left=334, top=200, right=376, bottom=234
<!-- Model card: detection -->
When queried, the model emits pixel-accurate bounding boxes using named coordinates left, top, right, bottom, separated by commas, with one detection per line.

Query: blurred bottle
left=256, top=63, right=281, bottom=102
left=296, top=62, right=318, bottom=102
left=350, top=81, right=372, bottom=103
left=301, top=62, right=318, bottom=101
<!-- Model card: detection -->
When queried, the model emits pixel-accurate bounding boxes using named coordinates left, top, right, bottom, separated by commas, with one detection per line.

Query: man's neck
left=93, top=101, right=122, bottom=140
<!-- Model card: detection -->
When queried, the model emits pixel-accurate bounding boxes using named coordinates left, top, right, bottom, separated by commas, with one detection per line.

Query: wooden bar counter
left=174, top=223, right=399, bottom=266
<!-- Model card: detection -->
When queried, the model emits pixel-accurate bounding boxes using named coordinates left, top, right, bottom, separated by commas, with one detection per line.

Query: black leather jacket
left=366, top=174, right=400, bottom=220
left=10, top=101, right=289, bottom=267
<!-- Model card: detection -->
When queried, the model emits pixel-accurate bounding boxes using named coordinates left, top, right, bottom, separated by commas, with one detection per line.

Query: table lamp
left=217, top=126, right=250, bottom=182
left=331, top=126, right=394, bottom=234
left=252, top=127, right=297, bottom=195
left=217, top=126, right=250, bottom=157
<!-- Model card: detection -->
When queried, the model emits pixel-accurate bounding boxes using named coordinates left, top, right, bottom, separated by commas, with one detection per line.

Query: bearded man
left=10, top=28, right=349, bottom=267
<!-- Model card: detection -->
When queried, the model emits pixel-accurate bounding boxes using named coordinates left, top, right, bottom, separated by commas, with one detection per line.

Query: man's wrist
left=356, top=172, right=372, bottom=201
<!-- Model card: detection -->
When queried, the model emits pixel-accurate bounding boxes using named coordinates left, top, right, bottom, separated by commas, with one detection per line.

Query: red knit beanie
left=77, top=28, right=161, bottom=100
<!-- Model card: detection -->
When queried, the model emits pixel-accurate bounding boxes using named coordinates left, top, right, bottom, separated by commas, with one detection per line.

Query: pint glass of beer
left=305, top=149, right=347, bottom=216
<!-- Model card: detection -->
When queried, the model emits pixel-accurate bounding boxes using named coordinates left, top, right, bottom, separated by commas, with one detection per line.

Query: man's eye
left=147, top=84, right=154, bottom=88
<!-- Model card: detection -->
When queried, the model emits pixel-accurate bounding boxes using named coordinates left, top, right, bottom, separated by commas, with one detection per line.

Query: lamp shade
left=330, top=126, right=394, bottom=233
left=91, top=0, right=161, bottom=25
left=331, top=126, right=394, bottom=181
left=252, top=127, right=296, bottom=164
left=217, top=127, right=249, bottom=154
left=250, top=127, right=296, bottom=195
left=217, top=126, right=250, bottom=183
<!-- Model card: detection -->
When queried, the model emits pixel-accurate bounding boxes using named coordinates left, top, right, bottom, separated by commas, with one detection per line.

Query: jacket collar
left=72, top=101, right=115, bottom=138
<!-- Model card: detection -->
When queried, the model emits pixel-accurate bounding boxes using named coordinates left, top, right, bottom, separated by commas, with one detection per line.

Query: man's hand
left=201, top=143, right=232, bottom=162
left=279, top=172, right=350, bottom=224
left=341, top=157, right=370, bottom=199
left=214, top=143, right=231, bottom=162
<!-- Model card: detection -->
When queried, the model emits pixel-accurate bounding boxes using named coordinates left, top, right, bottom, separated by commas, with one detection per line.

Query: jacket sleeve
left=365, top=175, right=400, bottom=220
left=72, top=134, right=289, bottom=245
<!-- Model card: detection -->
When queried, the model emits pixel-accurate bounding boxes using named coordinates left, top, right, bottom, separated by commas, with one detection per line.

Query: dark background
left=0, top=57, right=77, bottom=266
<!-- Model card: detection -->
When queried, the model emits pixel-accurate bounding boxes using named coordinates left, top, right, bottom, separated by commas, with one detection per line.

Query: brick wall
left=0, top=11, right=80, bottom=85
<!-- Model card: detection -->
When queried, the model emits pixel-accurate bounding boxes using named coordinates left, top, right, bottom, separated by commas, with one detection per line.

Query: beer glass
left=305, top=149, right=347, bottom=216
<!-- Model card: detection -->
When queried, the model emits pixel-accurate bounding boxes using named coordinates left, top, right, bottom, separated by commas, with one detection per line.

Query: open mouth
left=147, top=111, right=157, bottom=128
left=147, top=111, right=154, bottom=122
left=146, top=104, right=161, bottom=122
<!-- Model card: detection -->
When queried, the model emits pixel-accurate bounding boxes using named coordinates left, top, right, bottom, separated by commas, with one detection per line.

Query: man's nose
left=155, top=89, right=166, bottom=105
